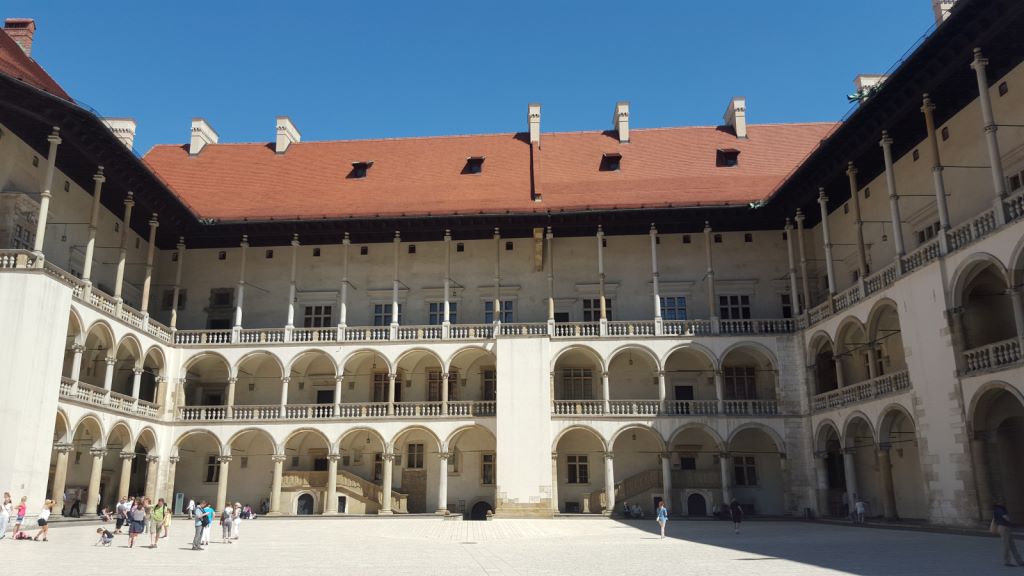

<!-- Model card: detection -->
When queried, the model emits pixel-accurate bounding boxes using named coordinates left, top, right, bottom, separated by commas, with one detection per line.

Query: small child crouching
left=95, top=527, right=113, bottom=546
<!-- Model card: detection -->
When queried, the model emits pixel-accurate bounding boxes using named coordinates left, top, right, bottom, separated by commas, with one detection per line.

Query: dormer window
left=716, top=148, right=740, bottom=167
left=464, top=156, right=485, bottom=174
left=349, top=161, right=374, bottom=179
left=600, top=152, right=622, bottom=172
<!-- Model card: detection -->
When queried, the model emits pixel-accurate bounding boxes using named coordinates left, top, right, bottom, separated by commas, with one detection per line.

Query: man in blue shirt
left=192, top=500, right=208, bottom=551
left=202, top=502, right=215, bottom=545
left=994, top=501, right=1023, bottom=567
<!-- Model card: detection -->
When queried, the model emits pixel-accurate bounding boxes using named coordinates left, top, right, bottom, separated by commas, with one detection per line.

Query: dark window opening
left=265, top=250, right=274, bottom=259
left=349, top=160, right=374, bottom=179
left=716, top=148, right=740, bottom=167
left=941, top=126, right=949, bottom=141
left=600, top=153, right=622, bottom=171
left=217, top=251, right=227, bottom=260
left=408, top=244, right=416, bottom=254
left=601, top=238, right=608, bottom=248
left=912, top=149, right=920, bottom=162
left=313, top=248, right=321, bottom=257
left=463, top=156, right=485, bottom=174
left=456, top=242, right=465, bottom=252
left=360, top=246, right=368, bottom=256
left=682, top=235, right=691, bottom=244
left=32, top=156, right=39, bottom=167
left=64, top=180, right=70, bottom=192
left=655, top=236, right=660, bottom=245
left=504, top=241, right=513, bottom=251
left=999, top=81, right=1009, bottom=97
left=744, top=233, right=753, bottom=243
left=843, top=204, right=849, bottom=214
left=782, top=231, right=788, bottom=241
left=714, top=234, right=722, bottom=244
left=864, top=187, right=871, bottom=199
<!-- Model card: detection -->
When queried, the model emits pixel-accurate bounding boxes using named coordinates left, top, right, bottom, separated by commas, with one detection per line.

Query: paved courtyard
left=0, top=517, right=1012, bottom=575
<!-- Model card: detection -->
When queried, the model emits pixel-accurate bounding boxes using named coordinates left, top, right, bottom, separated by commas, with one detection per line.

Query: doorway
left=470, top=501, right=492, bottom=520
left=687, top=493, right=707, bottom=516
left=297, top=493, right=314, bottom=515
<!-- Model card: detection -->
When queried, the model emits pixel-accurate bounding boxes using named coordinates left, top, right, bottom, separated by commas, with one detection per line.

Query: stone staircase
left=592, top=468, right=662, bottom=514
left=282, top=470, right=409, bottom=513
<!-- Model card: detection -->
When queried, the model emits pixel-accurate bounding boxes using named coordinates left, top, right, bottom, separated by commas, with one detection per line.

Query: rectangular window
left=780, top=294, right=793, bottom=319
left=372, top=373, right=389, bottom=402
left=373, top=453, right=383, bottom=481
left=723, top=366, right=757, bottom=400
left=209, top=288, right=234, bottom=308
left=567, top=455, right=589, bottom=484
left=482, top=369, right=497, bottom=401
left=428, top=370, right=459, bottom=401
left=303, top=305, right=333, bottom=327
left=481, top=453, right=495, bottom=485
left=161, top=289, right=187, bottom=311
left=204, top=455, right=219, bottom=483
left=561, top=368, right=593, bottom=400
left=660, top=296, right=687, bottom=320
left=406, top=443, right=424, bottom=469
left=372, top=303, right=402, bottom=326
left=734, top=456, right=758, bottom=486
left=1010, top=173, right=1022, bottom=192
left=679, top=456, right=697, bottom=471
left=484, top=300, right=513, bottom=323
left=582, top=298, right=612, bottom=322
left=719, top=294, right=751, bottom=320
left=428, top=302, right=457, bottom=325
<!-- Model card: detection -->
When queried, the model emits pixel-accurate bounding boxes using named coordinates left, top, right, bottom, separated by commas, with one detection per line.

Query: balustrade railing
left=812, top=369, right=911, bottom=411
left=449, top=324, right=494, bottom=339
left=552, top=400, right=606, bottom=415
left=607, top=321, right=656, bottom=336
left=662, top=320, right=713, bottom=336
left=393, top=401, right=444, bottom=417
left=59, top=378, right=161, bottom=418
left=962, top=338, right=1023, bottom=375
left=499, top=322, right=549, bottom=336
left=722, top=399, right=779, bottom=416
left=665, top=400, right=719, bottom=416
left=171, top=401, right=495, bottom=421
left=175, top=329, right=232, bottom=345
left=239, top=328, right=286, bottom=344
left=900, top=237, right=941, bottom=275
left=719, top=319, right=797, bottom=334
left=337, top=402, right=389, bottom=418
left=553, top=322, right=600, bottom=338
left=553, top=398, right=775, bottom=416
left=446, top=401, right=496, bottom=416
left=283, top=403, right=335, bottom=419
left=396, top=325, right=442, bottom=341
left=607, top=399, right=661, bottom=416
left=1007, top=189, right=1024, bottom=222
left=948, top=209, right=997, bottom=252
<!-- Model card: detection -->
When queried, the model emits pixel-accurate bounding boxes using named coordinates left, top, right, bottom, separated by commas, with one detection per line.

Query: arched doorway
left=687, top=493, right=707, bottom=516
left=816, top=423, right=845, bottom=517
left=226, top=429, right=277, bottom=513
left=667, top=425, right=725, bottom=516
left=610, top=425, right=665, bottom=516
left=338, top=428, right=388, bottom=514
left=470, top=501, right=492, bottom=520
left=281, top=429, right=332, bottom=515
left=180, top=354, right=231, bottom=412
left=972, top=386, right=1024, bottom=520
left=553, top=427, right=607, bottom=514
left=809, top=334, right=838, bottom=396
left=878, top=406, right=926, bottom=519
left=446, top=426, right=496, bottom=518
left=391, top=427, right=442, bottom=513
left=172, top=431, right=223, bottom=509
left=297, top=493, right=315, bottom=515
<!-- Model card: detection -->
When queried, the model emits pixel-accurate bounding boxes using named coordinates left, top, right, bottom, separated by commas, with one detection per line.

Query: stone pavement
left=0, top=517, right=1014, bottom=575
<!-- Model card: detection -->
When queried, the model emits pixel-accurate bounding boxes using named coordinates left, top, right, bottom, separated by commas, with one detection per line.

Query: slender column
left=546, top=227, right=555, bottom=326
left=879, top=132, right=906, bottom=259
left=165, top=456, right=179, bottom=507
left=601, top=372, right=610, bottom=414
left=785, top=219, right=801, bottom=316
left=720, top=453, right=732, bottom=507
left=81, top=166, right=105, bottom=290
left=279, top=377, right=290, bottom=412
left=818, top=189, right=837, bottom=297
left=921, top=94, right=951, bottom=250
left=814, top=451, right=829, bottom=516
left=234, top=235, right=248, bottom=329
left=140, top=214, right=159, bottom=314
left=866, top=346, right=880, bottom=379
left=380, top=453, right=394, bottom=514
left=971, top=48, right=1009, bottom=224
left=170, top=237, right=185, bottom=329
left=877, top=443, right=896, bottom=519
left=660, top=452, right=673, bottom=514
left=550, top=452, right=559, bottom=514
left=216, top=456, right=232, bottom=511
left=392, top=231, right=401, bottom=333
left=493, top=228, right=502, bottom=325
left=795, top=210, right=811, bottom=313
left=846, top=162, right=869, bottom=282
left=436, top=451, right=450, bottom=514
left=387, top=372, right=396, bottom=415
left=1011, top=287, right=1024, bottom=339
left=144, top=455, right=159, bottom=499
left=834, top=358, right=846, bottom=389
left=102, top=357, right=115, bottom=390
left=443, top=230, right=452, bottom=338
left=650, top=224, right=663, bottom=333
left=118, top=452, right=134, bottom=499
left=338, top=232, right=350, bottom=333
left=441, top=372, right=450, bottom=415
left=269, top=455, right=285, bottom=515
left=971, top=431, right=993, bottom=520
left=657, top=371, right=667, bottom=412
left=842, top=448, right=859, bottom=510
left=113, top=192, right=135, bottom=305
left=714, top=369, right=725, bottom=413
left=597, top=226, right=607, bottom=334
left=286, top=234, right=299, bottom=329
left=85, top=448, right=106, bottom=515
left=31, top=127, right=62, bottom=264
left=333, top=375, right=343, bottom=417
left=225, top=377, right=237, bottom=419
left=325, top=454, right=340, bottom=514
left=51, top=444, right=72, bottom=516
left=130, top=367, right=143, bottom=399
left=603, top=452, right=615, bottom=515
left=704, top=222, right=718, bottom=327
left=69, top=344, right=85, bottom=382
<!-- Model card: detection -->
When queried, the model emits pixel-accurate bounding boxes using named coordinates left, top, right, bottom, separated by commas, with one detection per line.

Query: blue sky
left=8, top=1, right=933, bottom=153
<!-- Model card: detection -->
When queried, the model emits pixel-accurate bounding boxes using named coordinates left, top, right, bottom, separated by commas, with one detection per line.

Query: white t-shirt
left=38, top=508, right=51, bottom=522
left=1, top=502, right=11, bottom=517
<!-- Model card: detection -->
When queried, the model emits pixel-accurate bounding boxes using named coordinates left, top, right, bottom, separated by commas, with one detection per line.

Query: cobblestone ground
left=0, top=517, right=1012, bottom=575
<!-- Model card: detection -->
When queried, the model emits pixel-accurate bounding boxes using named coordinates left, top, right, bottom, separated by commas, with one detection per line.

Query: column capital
left=817, top=187, right=828, bottom=202
left=703, top=220, right=712, bottom=234
left=240, top=234, right=249, bottom=248
left=71, top=343, right=85, bottom=354
left=119, top=451, right=136, bottom=461
left=176, top=236, right=186, bottom=250
left=217, top=455, right=233, bottom=465
left=784, top=218, right=793, bottom=231
left=271, top=454, right=287, bottom=464
left=441, top=372, right=450, bottom=381
left=649, top=222, right=658, bottom=235
left=335, top=375, right=345, bottom=384
left=659, top=452, right=672, bottom=461
left=877, top=442, right=892, bottom=452
left=148, top=213, right=159, bottom=228
left=603, top=451, right=614, bottom=461
left=93, top=165, right=106, bottom=183
left=47, top=126, right=62, bottom=144
left=169, top=456, right=181, bottom=464
left=842, top=447, right=857, bottom=455
left=342, top=231, right=351, bottom=245
left=813, top=450, right=828, bottom=460
left=123, top=190, right=135, bottom=208
left=54, top=443, right=74, bottom=454
left=105, top=356, right=117, bottom=366
left=146, top=455, right=160, bottom=464
left=551, top=452, right=558, bottom=461
left=281, top=376, right=291, bottom=384
left=921, top=93, right=936, bottom=113
left=327, top=454, right=341, bottom=463
left=132, top=367, right=144, bottom=376
left=291, top=233, right=300, bottom=247
left=970, top=47, right=988, bottom=70
left=437, top=451, right=450, bottom=461
left=795, top=208, right=805, bottom=223
left=382, top=452, right=396, bottom=462
left=227, top=377, right=238, bottom=385
left=90, top=448, right=108, bottom=458
left=879, top=130, right=893, bottom=147
left=846, top=161, right=858, bottom=177
left=719, top=452, right=731, bottom=459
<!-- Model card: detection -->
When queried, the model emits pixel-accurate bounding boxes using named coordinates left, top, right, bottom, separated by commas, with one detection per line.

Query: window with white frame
left=406, top=443, right=424, bottom=469
left=723, top=366, right=757, bottom=400
left=719, top=294, right=751, bottom=320
left=482, top=369, right=496, bottom=401
left=567, top=455, right=589, bottom=484
left=303, top=304, right=333, bottom=327
left=660, top=296, right=687, bottom=320
left=427, top=370, right=459, bottom=401
left=428, top=302, right=457, bottom=325
left=204, top=455, right=219, bottom=483
left=372, top=303, right=402, bottom=326
left=582, top=298, right=612, bottom=321
left=481, top=453, right=495, bottom=485
left=484, top=300, right=514, bottom=323
left=561, top=368, right=593, bottom=400
left=372, top=372, right=389, bottom=402
left=733, top=455, right=758, bottom=486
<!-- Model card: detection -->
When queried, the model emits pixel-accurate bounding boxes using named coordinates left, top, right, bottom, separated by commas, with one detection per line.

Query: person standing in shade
left=655, top=500, right=668, bottom=539
left=191, top=501, right=208, bottom=551
left=729, top=500, right=744, bottom=534
left=854, top=496, right=866, bottom=524
left=993, top=501, right=1024, bottom=567
left=0, top=492, right=12, bottom=539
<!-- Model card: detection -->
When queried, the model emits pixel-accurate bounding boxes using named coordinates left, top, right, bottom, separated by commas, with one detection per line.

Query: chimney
left=723, top=96, right=747, bottom=139
left=189, top=118, right=218, bottom=155
left=102, top=118, right=137, bottom=149
left=275, top=116, right=300, bottom=154
left=850, top=74, right=888, bottom=105
left=613, top=101, right=630, bottom=143
left=932, top=0, right=957, bottom=24
left=528, top=103, right=541, bottom=145
left=4, top=18, right=36, bottom=57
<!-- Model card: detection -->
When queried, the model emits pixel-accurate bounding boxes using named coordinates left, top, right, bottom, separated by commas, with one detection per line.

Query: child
left=33, top=499, right=53, bottom=541
left=95, top=527, right=114, bottom=546
left=13, top=496, right=27, bottom=535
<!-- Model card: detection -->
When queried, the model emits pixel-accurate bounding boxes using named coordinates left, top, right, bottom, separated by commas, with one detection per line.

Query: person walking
left=114, top=497, right=128, bottom=534
left=161, top=502, right=172, bottom=539
left=729, top=500, right=744, bottom=534
left=127, top=498, right=146, bottom=548
left=186, top=498, right=195, bottom=520
left=231, top=502, right=241, bottom=540
left=0, top=492, right=12, bottom=539
left=149, top=499, right=167, bottom=548
left=191, top=501, right=208, bottom=551
left=854, top=496, right=866, bottom=524
left=220, top=506, right=233, bottom=544
left=993, top=501, right=1024, bottom=567
left=13, top=496, right=27, bottom=535
left=33, top=499, right=53, bottom=541
left=655, top=500, right=668, bottom=539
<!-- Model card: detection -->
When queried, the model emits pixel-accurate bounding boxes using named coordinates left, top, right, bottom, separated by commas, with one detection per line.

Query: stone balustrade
left=962, top=338, right=1023, bottom=375
left=59, top=377, right=160, bottom=418
left=722, top=399, right=779, bottom=416
left=553, top=398, right=779, bottom=417
left=665, top=400, right=719, bottom=416
left=175, top=400, right=497, bottom=422
left=812, top=369, right=911, bottom=412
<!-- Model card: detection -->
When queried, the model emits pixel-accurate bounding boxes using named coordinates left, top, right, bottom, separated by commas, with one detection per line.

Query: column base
left=378, top=509, right=394, bottom=515
left=435, top=508, right=449, bottom=516
left=602, top=509, right=613, bottom=517
left=321, top=511, right=338, bottom=516
left=265, top=511, right=285, bottom=517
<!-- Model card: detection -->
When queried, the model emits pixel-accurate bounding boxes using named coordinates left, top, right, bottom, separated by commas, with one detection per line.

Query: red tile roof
left=144, top=122, right=836, bottom=222
left=0, top=23, right=71, bottom=101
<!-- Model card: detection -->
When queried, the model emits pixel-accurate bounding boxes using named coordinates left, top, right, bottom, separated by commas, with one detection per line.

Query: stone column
left=286, top=234, right=299, bottom=330
left=165, top=456, right=179, bottom=508
left=392, top=231, right=401, bottom=336
left=657, top=371, right=667, bottom=412
left=269, top=455, right=285, bottom=515
left=597, top=226, right=607, bottom=335
left=333, top=375, right=343, bottom=417
left=720, top=453, right=732, bottom=508
left=443, top=229, right=452, bottom=338
left=338, top=232, right=350, bottom=335
left=846, top=162, right=869, bottom=284
left=325, top=454, right=340, bottom=514
left=714, top=369, right=725, bottom=414
left=601, top=372, right=610, bottom=414
left=550, top=452, right=559, bottom=514
left=387, top=373, right=396, bottom=415
left=785, top=218, right=801, bottom=316
left=842, top=448, right=859, bottom=511
left=234, top=235, right=248, bottom=331
left=51, top=444, right=72, bottom=517
left=493, top=228, right=502, bottom=327
left=704, top=222, right=718, bottom=328
left=140, top=214, right=159, bottom=315
left=441, top=372, right=450, bottom=415
left=113, top=192, right=135, bottom=307
left=86, top=448, right=106, bottom=515
left=818, top=189, right=837, bottom=298
left=660, top=452, right=673, bottom=514
left=814, top=451, right=829, bottom=516
left=603, top=452, right=615, bottom=515
left=216, top=456, right=232, bottom=511
left=170, top=237, right=185, bottom=329
left=971, top=431, right=993, bottom=520
left=226, top=377, right=237, bottom=419
left=650, top=224, right=662, bottom=332
left=971, top=48, right=1009, bottom=224
left=145, top=455, right=159, bottom=499
left=102, top=357, right=116, bottom=391
left=118, top=452, right=134, bottom=499
left=921, top=94, right=951, bottom=251
left=379, top=453, right=395, bottom=514
left=1010, top=288, right=1024, bottom=340
left=279, top=377, right=290, bottom=415
left=436, top=452, right=450, bottom=514
left=795, top=209, right=812, bottom=315
left=81, top=166, right=105, bottom=291
left=877, top=443, right=897, bottom=519
left=546, top=227, right=555, bottom=328
left=130, top=368, right=143, bottom=399
left=69, top=344, right=85, bottom=382
left=879, top=132, right=906, bottom=260
left=31, top=127, right=61, bottom=264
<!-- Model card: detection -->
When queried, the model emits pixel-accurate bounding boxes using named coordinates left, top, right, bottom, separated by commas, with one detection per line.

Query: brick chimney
left=275, top=116, right=300, bottom=154
left=103, top=118, right=137, bottom=149
left=189, top=118, right=218, bottom=155
left=4, top=18, right=36, bottom=57
left=723, top=96, right=747, bottom=139
left=613, top=101, right=629, bottom=143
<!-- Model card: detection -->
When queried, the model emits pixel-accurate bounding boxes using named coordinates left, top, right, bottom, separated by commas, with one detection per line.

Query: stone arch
left=969, top=380, right=1024, bottom=426
left=71, top=414, right=105, bottom=449
left=1009, top=233, right=1024, bottom=289
left=720, top=342, right=778, bottom=403
left=551, top=344, right=606, bottom=373
left=338, top=426, right=388, bottom=451
left=970, top=381, right=1024, bottom=519
left=552, top=424, right=608, bottom=453
left=339, top=348, right=393, bottom=374
left=226, top=427, right=279, bottom=454
left=283, top=427, right=333, bottom=453
left=809, top=330, right=839, bottom=395
left=951, top=252, right=1011, bottom=309
left=608, top=424, right=667, bottom=453
left=106, top=420, right=134, bottom=450
left=67, top=306, right=85, bottom=346
left=445, top=424, right=497, bottom=450
left=721, top=341, right=778, bottom=368
left=172, top=429, right=225, bottom=457
left=143, top=346, right=166, bottom=376
left=877, top=403, right=916, bottom=445
left=80, top=320, right=116, bottom=387
left=285, top=349, right=339, bottom=377
left=866, top=298, right=907, bottom=375
left=608, top=344, right=661, bottom=371
left=814, top=419, right=842, bottom=452
left=446, top=345, right=496, bottom=373
left=661, top=342, right=719, bottom=372
left=607, top=345, right=661, bottom=401
left=84, top=320, right=116, bottom=349
left=394, top=347, right=445, bottom=371
left=391, top=425, right=442, bottom=453
left=842, top=411, right=877, bottom=448
left=53, top=408, right=71, bottom=444
left=952, top=253, right=1016, bottom=351
left=136, top=427, right=159, bottom=452
left=666, top=422, right=725, bottom=453
left=115, top=334, right=144, bottom=368
left=727, top=423, right=786, bottom=454
left=835, top=317, right=871, bottom=387
left=235, top=350, right=285, bottom=378
left=727, top=423, right=787, bottom=515
left=180, top=352, right=232, bottom=407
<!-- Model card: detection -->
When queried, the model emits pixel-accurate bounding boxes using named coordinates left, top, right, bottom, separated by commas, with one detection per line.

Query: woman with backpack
left=192, top=500, right=209, bottom=551
left=220, top=505, right=233, bottom=544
